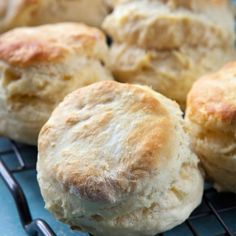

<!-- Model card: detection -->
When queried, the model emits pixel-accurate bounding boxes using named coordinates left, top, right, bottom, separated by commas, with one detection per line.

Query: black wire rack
left=0, top=137, right=236, bottom=236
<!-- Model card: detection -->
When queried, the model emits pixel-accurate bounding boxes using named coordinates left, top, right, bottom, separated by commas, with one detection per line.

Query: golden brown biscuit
left=103, top=0, right=235, bottom=108
left=37, top=81, right=203, bottom=236
left=0, top=0, right=111, bottom=32
left=186, top=62, right=236, bottom=193
left=0, top=23, right=112, bottom=145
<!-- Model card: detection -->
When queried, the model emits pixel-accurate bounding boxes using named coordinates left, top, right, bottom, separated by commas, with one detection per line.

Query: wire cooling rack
left=0, top=137, right=235, bottom=236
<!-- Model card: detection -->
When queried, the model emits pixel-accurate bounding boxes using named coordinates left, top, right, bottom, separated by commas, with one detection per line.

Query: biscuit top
left=38, top=81, right=182, bottom=204
left=0, top=22, right=107, bottom=67
left=106, top=0, right=130, bottom=6
left=187, top=62, right=236, bottom=131
left=103, top=0, right=234, bottom=50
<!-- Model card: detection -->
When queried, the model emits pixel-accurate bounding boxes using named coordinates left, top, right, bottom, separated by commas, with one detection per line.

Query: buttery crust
left=0, top=0, right=111, bottom=32
left=187, top=62, right=236, bottom=131
left=186, top=62, right=236, bottom=193
left=0, top=23, right=107, bottom=67
left=37, top=81, right=203, bottom=236
left=0, top=23, right=113, bottom=144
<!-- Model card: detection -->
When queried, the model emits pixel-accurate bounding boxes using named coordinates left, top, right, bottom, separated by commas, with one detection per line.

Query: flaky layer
left=37, top=81, right=203, bottom=235
left=0, top=0, right=111, bottom=32
left=103, top=0, right=234, bottom=50
left=187, top=62, right=236, bottom=131
left=109, top=43, right=234, bottom=108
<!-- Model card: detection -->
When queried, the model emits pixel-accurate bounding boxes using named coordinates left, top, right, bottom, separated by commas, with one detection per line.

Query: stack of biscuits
left=103, top=0, right=235, bottom=108
left=0, top=1, right=235, bottom=236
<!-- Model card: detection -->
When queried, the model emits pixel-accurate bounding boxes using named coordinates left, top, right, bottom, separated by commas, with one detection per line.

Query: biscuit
left=0, top=23, right=112, bottom=144
left=186, top=62, right=236, bottom=193
left=103, top=0, right=235, bottom=108
left=0, top=0, right=111, bottom=32
left=37, top=81, right=203, bottom=236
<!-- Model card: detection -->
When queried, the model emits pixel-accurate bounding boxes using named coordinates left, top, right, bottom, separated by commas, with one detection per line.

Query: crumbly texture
left=186, top=62, right=236, bottom=193
left=0, top=23, right=108, bottom=67
left=0, top=23, right=113, bottom=144
left=103, top=0, right=235, bottom=108
left=37, top=81, right=203, bottom=236
left=0, top=0, right=111, bottom=32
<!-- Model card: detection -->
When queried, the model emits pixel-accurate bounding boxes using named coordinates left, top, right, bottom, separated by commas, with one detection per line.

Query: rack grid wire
left=0, top=137, right=236, bottom=236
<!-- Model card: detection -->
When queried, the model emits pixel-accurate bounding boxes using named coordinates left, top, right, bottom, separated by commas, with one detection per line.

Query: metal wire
left=203, top=196, right=234, bottom=236
left=0, top=140, right=56, bottom=236
left=0, top=138, right=235, bottom=236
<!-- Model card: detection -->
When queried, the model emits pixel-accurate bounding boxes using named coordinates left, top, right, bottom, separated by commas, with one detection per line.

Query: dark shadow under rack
left=0, top=139, right=236, bottom=236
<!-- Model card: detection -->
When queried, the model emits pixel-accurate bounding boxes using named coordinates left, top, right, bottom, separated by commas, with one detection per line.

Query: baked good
left=103, top=0, right=235, bottom=108
left=109, top=44, right=234, bottom=109
left=0, top=0, right=111, bottom=32
left=186, top=62, right=236, bottom=193
left=37, top=81, right=203, bottom=236
left=0, top=23, right=112, bottom=145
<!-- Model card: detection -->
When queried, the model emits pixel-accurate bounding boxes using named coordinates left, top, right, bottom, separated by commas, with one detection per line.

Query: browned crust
left=39, top=81, right=174, bottom=203
left=0, top=39, right=65, bottom=67
left=187, top=62, right=236, bottom=128
left=0, top=23, right=105, bottom=67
